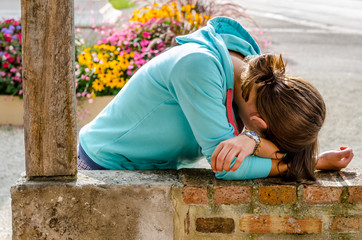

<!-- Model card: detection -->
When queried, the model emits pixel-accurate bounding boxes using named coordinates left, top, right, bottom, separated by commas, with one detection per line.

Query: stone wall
left=11, top=169, right=361, bottom=239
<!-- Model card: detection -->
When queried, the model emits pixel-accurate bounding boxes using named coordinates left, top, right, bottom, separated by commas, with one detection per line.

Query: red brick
left=303, top=186, right=342, bottom=204
left=259, top=185, right=297, bottom=204
left=183, top=186, right=207, bottom=205
left=196, top=217, right=235, bottom=233
left=214, top=186, right=251, bottom=205
left=348, top=186, right=362, bottom=204
left=240, top=215, right=322, bottom=234
left=330, top=216, right=361, bottom=233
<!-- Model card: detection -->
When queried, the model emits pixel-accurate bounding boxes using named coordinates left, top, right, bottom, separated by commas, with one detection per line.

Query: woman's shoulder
left=171, top=43, right=220, bottom=63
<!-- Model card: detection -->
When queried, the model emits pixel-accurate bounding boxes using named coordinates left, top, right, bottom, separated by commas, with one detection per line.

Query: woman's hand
left=211, top=134, right=256, bottom=172
left=316, top=146, right=354, bottom=171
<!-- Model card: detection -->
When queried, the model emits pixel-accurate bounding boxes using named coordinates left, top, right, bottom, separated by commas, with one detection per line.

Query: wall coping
left=13, top=168, right=361, bottom=188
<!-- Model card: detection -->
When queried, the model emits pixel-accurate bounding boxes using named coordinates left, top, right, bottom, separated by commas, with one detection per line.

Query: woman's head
left=240, top=54, right=326, bottom=182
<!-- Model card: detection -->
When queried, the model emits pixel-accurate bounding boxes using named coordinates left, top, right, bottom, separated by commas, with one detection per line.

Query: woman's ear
left=250, top=115, right=268, bottom=131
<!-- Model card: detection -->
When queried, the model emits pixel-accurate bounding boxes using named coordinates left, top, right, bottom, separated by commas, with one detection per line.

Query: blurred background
left=1, top=0, right=361, bottom=239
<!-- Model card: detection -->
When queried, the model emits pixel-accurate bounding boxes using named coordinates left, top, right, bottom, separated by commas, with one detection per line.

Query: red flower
left=3, top=62, right=9, bottom=68
left=4, top=33, right=12, bottom=42
left=8, top=57, right=15, bottom=63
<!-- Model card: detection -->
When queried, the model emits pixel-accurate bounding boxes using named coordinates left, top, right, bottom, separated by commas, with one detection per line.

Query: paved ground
left=1, top=0, right=361, bottom=239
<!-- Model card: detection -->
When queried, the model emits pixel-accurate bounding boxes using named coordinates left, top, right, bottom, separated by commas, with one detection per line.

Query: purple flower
left=8, top=25, right=15, bottom=31
left=1, top=27, right=7, bottom=33
left=16, top=25, right=21, bottom=30
left=3, top=28, right=14, bottom=34
left=0, top=51, right=3, bottom=57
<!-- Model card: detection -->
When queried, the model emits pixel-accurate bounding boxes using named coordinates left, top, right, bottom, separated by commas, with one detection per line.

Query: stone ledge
left=11, top=168, right=362, bottom=239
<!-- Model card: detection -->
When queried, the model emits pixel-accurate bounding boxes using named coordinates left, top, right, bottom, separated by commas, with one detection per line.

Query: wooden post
left=21, top=0, right=77, bottom=177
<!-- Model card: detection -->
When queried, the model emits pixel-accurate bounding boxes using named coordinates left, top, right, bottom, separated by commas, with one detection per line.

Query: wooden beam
left=21, top=0, right=77, bottom=177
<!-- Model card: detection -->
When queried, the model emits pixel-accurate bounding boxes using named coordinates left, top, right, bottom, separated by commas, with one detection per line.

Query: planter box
left=0, top=95, right=114, bottom=126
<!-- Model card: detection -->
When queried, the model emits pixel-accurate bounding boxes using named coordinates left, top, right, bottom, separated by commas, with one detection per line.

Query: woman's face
left=234, top=85, right=266, bottom=136
left=229, top=50, right=267, bottom=136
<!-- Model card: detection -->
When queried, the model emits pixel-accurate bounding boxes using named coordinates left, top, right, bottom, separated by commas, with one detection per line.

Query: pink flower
left=4, top=52, right=10, bottom=58
left=3, top=62, right=9, bottom=68
left=81, top=74, right=85, bottom=80
left=157, top=42, right=165, bottom=49
left=85, top=77, right=90, bottom=81
left=142, top=32, right=151, bottom=38
left=88, top=98, right=93, bottom=104
left=19, top=90, right=23, bottom=95
left=13, top=21, right=19, bottom=26
left=126, top=70, right=132, bottom=75
left=10, top=68, right=17, bottom=73
left=85, top=68, right=90, bottom=73
left=8, top=57, right=15, bottom=63
left=140, top=39, right=149, bottom=47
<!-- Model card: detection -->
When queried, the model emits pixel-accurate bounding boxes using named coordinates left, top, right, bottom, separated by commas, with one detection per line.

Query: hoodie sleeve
left=169, top=51, right=235, bottom=160
left=214, top=156, right=272, bottom=180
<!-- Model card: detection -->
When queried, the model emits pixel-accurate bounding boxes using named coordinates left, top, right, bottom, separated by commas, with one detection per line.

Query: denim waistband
left=78, top=143, right=107, bottom=170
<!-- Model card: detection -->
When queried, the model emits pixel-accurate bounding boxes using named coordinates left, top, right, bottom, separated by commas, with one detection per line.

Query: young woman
left=78, top=16, right=353, bottom=182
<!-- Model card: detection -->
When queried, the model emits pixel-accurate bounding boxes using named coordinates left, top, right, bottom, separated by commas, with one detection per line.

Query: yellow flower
left=92, top=79, right=105, bottom=92
left=105, top=77, right=118, bottom=89
left=115, top=78, right=126, bottom=89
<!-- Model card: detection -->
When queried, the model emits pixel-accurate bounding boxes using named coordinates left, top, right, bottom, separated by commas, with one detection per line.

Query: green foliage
left=109, top=0, right=135, bottom=9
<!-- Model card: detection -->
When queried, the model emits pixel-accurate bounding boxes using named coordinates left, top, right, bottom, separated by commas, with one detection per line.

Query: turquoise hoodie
left=79, top=17, right=272, bottom=180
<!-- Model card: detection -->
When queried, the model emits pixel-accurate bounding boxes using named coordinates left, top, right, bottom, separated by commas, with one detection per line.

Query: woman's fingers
left=230, top=153, right=247, bottom=172
left=215, top=147, right=232, bottom=172
left=223, top=148, right=241, bottom=172
left=339, top=148, right=354, bottom=167
left=335, top=147, right=354, bottom=169
left=210, top=144, right=223, bottom=171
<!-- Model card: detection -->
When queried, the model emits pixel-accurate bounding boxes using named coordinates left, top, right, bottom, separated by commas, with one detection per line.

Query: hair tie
left=269, top=73, right=276, bottom=84
left=259, top=73, right=276, bottom=85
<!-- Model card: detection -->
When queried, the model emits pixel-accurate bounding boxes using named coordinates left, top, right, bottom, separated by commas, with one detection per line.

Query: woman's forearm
left=257, top=138, right=284, bottom=160
left=268, top=159, right=288, bottom=177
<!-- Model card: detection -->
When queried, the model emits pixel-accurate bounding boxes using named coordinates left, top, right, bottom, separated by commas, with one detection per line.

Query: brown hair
left=240, top=54, right=326, bottom=182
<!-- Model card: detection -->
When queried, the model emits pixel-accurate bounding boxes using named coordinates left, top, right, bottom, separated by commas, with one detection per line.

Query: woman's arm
left=211, top=133, right=284, bottom=172
left=316, top=147, right=354, bottom=171
left=268, top=146, right=354, bottom=177
left=257, top=138, right=284, bottom=159
left=268, top=159, right=288, bottom=177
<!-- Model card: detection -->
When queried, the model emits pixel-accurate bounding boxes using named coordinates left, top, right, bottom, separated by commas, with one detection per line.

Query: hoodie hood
left=176, top=16, right=261, bottom=91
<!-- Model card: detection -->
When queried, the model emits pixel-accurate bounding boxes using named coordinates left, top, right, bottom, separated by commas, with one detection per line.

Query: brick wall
left=173, top=168, right=361, bottom=239
left=12, top=169, right=361, bottom=239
